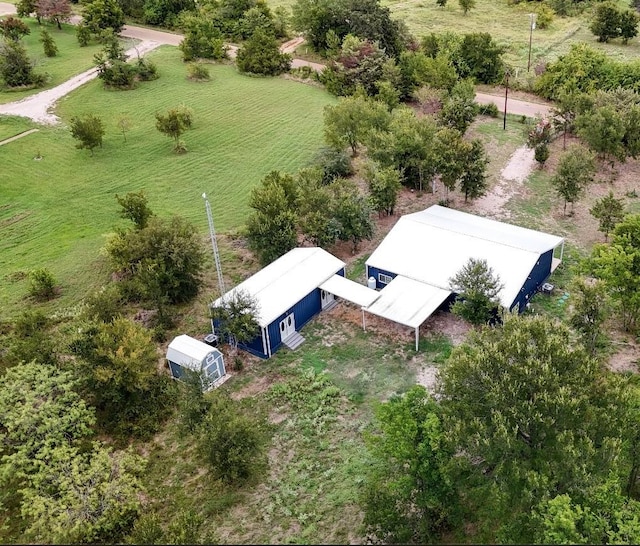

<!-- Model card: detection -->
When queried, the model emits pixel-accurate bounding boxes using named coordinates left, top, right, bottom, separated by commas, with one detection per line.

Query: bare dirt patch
left=422, top=311, right=472, bottom=346
left=231, top=372, right=276, bottom=400
left=415, top=365, right=439, bottom=393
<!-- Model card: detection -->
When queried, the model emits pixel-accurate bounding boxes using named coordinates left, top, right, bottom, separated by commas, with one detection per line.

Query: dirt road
left=475, top=92, right=553, bottom=118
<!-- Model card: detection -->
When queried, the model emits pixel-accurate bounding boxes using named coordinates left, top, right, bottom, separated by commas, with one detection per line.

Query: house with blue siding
left=366, top=205, right=564, bottom=319
left=211, top=247, right=346, bottom=358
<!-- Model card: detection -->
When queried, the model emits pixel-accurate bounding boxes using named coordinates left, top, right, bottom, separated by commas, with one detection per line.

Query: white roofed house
left=210, top=247, right=347, bottom=358
left=365, top=205, right=564, bottom=349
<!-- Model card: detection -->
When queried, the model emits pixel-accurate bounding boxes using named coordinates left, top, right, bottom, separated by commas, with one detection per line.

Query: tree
left=551, top=145, right=596, bottom=214
left=458, top=0, right=475, bottom=15
left=179, top=14, right=227, bottom=62
left=434, top=127, right=469, bottom=198
left=619, top=8, right=640, bottom=44
left=362, top=386, right=458, bottom=544
left=459, top=139, right=489, bottom=202
left=40, top=28, right=58, bottom=57
left=36, top=0, right=72, bottom=30
left=457, top=33, right=505, bottom=84
left=296, top=169, right=341, bottom=247
left=116, top=191, right=154, bottom=229
left=587, top=214, right=640, bottom=332
left=0, top=16, right=30, bottom=41
left=105, top=215, right=206, bottom=305
left=576, top=105, right=626, bottom=161
left=0, top=39, right=44, bottom=88
left=438, top=79, right=478, bottom=134
left=235, top=28, right=291, bottom=76
left=366, top=106, right=438, bottom=191
left=567, top=277, right=609, bottom=355
left=82, top=0, right=125, bottom=35
left=0, top=362, right=95, bottom=477
left=16, top=0, right=39, bottom=21
left=70, top=114, right=105, bottom=155
left=331, top=179, right=374, bottom=252
left=365, top=162, right=402, bottom=216
left=246, top=170, right=298, bottom=265
left=155, top=105, right=193, bottom=153
left=324, top=94, right=390, bottom=157
left=198, top=391, right=266, bottom=484
left=591, top=2, right=623, bottom=43
left=311, top=146, right=353, bottom=185
left=440, top=315, right=619, bottom=542
left=590, top=191, right=625, bottom=240
left=534, top=143, right=550, bottom=167
left=143, top=0, right=195, bottom=27
left=21, top=444, right=145, bottom=544
left=209, top=289, right=260, bottom=354
left=552, top=90, right=580, bottom=150
left=448, top=257, right=503, bottom=325
left=116, top=114, right=131, bottom=142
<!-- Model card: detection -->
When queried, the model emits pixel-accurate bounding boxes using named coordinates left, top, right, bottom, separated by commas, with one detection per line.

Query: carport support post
left=362, top=309, right=366, bottom=331
left=415, top=327, right=419, bottom=351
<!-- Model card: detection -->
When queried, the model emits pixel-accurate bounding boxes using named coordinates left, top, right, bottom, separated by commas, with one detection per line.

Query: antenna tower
left=203, top=193, right=226, bottom=297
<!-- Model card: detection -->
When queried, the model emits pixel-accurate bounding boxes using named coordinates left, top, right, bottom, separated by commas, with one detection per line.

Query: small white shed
left=166, top=335, right=226, bottom=390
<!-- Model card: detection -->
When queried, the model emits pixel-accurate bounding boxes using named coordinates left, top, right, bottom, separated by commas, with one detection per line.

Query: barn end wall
left=511, top=249, right=554, bottom=312
left=365, top=265, right=397, bottom=290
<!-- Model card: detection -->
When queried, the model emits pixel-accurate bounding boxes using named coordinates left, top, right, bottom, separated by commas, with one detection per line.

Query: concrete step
left=282, top=331, right=305, bottom=350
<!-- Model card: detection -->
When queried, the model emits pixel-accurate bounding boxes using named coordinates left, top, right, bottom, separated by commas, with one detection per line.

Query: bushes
left=186, top=62, right=210, bottom=81
left=236, top=28, right=291, bottom=76
left=28, top=268, right=57, bottom=300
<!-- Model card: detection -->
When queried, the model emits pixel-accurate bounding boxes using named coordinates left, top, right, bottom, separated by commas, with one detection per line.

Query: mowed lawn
left=0, top=46, right=335, bottom=315
left=0, top=19, right=108, bottom=104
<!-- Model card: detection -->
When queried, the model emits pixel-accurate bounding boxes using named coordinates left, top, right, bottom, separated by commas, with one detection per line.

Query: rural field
left=2, top=0, right=640, bottom=543
left=0, top=45, right=335, bottom=315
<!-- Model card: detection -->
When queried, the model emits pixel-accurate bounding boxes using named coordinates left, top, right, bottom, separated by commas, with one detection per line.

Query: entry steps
left=323, top=300, right=338, bottom=312
left=282, top=331, right=305, bottom=351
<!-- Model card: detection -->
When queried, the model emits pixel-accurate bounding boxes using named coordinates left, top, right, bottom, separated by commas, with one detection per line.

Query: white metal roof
left=365, top=275, right=451, bottom=328
left=167, top=335, right=221, bottom=370
left=366, top=206, right=564, bottom=308
left=213, top=248, right=345, bottom=327
left=319, top=275, right=381, bottom=308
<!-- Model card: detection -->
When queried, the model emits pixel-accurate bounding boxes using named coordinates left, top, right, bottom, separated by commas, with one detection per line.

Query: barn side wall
left=511, top=249, right=554, bottom=312
left=267, top=288, right=323, bottom=354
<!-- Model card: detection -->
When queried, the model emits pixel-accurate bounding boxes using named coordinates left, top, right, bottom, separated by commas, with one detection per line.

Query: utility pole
left=527, top=13, right=536, bottom=72
left=503, top=71, right=509, bottom=130
left=203, top=193, right=225, bottom=298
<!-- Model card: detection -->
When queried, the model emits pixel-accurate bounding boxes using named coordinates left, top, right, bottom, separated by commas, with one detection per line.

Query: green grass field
left=270, top=0, right=640, bottom=76
left=0, top=46, right=335, bottom=317
left=0, top=19, right=109, bottom=104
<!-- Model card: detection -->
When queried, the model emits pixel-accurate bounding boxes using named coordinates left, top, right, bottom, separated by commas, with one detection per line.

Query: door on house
left=320, top=289, right=334, bottom=309
left=279, top=313, right=296, bottom=340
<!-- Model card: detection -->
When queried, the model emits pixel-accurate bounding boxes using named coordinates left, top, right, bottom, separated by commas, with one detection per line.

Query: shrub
left=40, top=29, right=58, bottom=57
left=186, top=62, right=210, bottom=81
left=198, top=392, right=267, bottom=484
left=76, top=23, right=91, bottom=46
left=478, top=102, right=499, bottom=117
left=535, top=4, right=555, bottom=29
left=28, top=268, right=57, bottom=300
left=311, top=146, right=353, bottom=184
left=135, top=57, right=158, bottom=81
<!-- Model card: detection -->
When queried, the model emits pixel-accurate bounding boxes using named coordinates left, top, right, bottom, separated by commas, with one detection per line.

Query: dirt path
left=475, top=92, right=553, bottom=118
left=0, top=127, right=39, bottom=145
left=0, top=40, right=161, bottom=124
left=471, top=145, right=536, bottom=220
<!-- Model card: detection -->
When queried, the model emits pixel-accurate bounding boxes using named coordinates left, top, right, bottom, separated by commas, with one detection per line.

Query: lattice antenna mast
left=203, top=193, right=226, bottom=298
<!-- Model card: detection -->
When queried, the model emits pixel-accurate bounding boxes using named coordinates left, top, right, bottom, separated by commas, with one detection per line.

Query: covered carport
left=363, top=276, right=452, bottom=351
left=319, top=275, right=381, bottom=328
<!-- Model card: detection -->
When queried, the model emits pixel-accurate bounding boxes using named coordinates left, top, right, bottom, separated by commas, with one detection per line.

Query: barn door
left=320, top=289, right=334, bottom=309
left=279, top=313, right=296, bottom=340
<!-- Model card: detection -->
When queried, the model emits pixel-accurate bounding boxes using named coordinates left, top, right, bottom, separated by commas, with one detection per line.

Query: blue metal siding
left=512, top=249, right=553, bottom=312
left=238, top=330, right=268, bottom=359
left=366, top=266, right=397, bottom=289
left=266, top=288, right=323, bottom=355
left=168, top=361, right=182, bottom=379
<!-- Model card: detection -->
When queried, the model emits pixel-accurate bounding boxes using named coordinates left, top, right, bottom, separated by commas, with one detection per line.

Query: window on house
left=378, top=273, right=393, bottom=285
